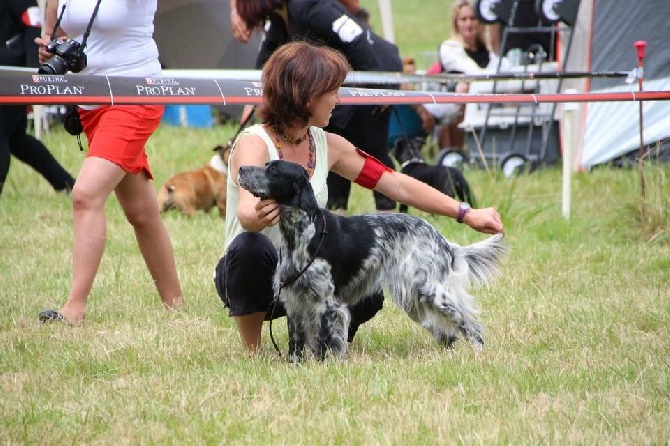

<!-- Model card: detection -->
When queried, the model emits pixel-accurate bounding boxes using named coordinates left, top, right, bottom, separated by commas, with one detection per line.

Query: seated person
left=391, top=57, right=435, bottom=150
left=427, top=0, right=496, bottom=153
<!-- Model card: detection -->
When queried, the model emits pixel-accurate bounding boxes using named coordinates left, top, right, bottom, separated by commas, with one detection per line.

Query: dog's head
left=392, top=137, right=426, bottom=165
left=213, top=144, right=232, bottom=166
left=238, top=160, right=310, bottom=206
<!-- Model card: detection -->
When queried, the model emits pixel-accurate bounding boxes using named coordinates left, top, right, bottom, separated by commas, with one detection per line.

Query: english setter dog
left=238, top=160, right=507, bottom=362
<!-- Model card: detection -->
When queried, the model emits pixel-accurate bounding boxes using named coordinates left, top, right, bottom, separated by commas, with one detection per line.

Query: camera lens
left=38, top=55, right=69, bottom=75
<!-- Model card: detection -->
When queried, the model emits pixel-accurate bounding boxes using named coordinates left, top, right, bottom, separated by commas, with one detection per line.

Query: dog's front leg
left=316, top=301, right=349, bottom=360
left=287, top=315, right=306, bottom=363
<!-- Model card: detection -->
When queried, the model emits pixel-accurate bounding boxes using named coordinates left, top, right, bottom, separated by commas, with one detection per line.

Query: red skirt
left=79, top=105, right=164, bottom=179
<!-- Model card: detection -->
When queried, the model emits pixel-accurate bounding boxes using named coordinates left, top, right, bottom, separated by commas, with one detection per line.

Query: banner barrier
left=1, top=73, right=669, bottom=106
left=0, top=66, right=632, bottom=84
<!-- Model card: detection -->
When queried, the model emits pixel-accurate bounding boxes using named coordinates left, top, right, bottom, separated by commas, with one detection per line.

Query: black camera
left=38, top=39, right=87, bottom=75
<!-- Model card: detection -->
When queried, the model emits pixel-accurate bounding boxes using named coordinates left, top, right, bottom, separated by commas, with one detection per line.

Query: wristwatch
left=457, top=202, right=471, bottom=223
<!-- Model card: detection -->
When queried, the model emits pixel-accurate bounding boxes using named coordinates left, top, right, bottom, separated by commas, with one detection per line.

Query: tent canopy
left=154, top=0, right=262, bottom=118
left=562, top=0, right=670, bottom=170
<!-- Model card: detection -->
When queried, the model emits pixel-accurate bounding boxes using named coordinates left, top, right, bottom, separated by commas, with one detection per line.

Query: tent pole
left=377, top=0, right=395, bottom=43
left=634, top=41, right=647, bottom=200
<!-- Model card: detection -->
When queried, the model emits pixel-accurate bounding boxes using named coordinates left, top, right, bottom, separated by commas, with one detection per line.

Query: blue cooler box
left=162, top=105, right=213, bottom=128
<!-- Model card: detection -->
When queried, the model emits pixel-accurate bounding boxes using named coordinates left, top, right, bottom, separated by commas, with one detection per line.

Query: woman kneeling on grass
left=214, top=41, right=504, bottom=353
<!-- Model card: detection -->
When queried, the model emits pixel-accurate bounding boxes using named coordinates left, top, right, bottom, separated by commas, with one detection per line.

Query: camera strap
left=48, top=0, right=103, bottom=48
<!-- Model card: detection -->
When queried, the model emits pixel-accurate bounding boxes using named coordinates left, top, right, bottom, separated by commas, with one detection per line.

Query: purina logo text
left=145, top=78, right=180, bottom=86
left=32, top=75, right=68, bottom=83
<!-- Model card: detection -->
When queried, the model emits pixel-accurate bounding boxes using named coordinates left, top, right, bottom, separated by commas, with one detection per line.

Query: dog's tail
left=455, top=233, right=507, bottom=286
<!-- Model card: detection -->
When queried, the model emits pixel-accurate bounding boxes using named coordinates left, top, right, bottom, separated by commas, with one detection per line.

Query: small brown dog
left=157, top=145, right=231, bottom=217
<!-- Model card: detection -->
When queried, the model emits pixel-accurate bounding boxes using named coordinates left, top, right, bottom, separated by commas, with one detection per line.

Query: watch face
left=458, top=202, right=471, bottom=223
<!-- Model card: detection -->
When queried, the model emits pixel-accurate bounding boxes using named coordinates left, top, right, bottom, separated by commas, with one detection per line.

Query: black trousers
left=326, top=105, right=396, bottom=211
left=214, top=231, right=384, bottom=341
left=0, top=105, right=75, bottom=194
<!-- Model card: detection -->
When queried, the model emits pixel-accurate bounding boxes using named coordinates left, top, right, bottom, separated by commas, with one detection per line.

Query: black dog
left=392, top=137, right=475, bottom=213
left=238, top=160, right=507, bottom=363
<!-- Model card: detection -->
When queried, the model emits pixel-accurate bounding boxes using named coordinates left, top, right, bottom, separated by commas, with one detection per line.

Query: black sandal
left=38, top=309, right=70, bottom=324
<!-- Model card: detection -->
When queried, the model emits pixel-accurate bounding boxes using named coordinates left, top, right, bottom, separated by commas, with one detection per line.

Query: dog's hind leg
left=423, top=292, right=484, bottom=351
left=431, top=325, right=459, bottom=349
left=412, top=297, right=461, bottom=349
left=435, top=301, right=483, bottom=350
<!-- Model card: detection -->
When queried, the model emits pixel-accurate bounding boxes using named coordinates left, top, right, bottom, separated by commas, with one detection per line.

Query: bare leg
left=115, top=170, right=184, bottom=310
left=58, top=157, right=126, bottom=325
left=234, top=312, right=267, bottom=353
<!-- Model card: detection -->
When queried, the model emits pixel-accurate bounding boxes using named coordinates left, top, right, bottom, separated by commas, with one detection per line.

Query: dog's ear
left=294, top=164, right=309, bottom=187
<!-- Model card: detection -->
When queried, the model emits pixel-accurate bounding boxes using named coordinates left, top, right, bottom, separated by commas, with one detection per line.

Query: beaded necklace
left=279, top=130, right=309, bottom=145
left=274, top=129, right=316, bottom=176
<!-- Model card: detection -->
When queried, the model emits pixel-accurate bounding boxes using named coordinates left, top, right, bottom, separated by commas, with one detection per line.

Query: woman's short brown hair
left=258, top=41, right=351, bottom=131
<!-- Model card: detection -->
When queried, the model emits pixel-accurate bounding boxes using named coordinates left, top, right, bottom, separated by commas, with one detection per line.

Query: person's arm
left=227, top=134, right=281, bottom=231
left=230, top=0, right=252, bottom=43
left=35, top=0, right=66, bottom=64
left=10, top=1, right=43, bottom=68
left=297, top=0, right=381, bottom=71
left=439, top=40, right=482, bottom=74
left=411, top=104, right=436, bottom=134
left=328, top=132, right=504, bottom=234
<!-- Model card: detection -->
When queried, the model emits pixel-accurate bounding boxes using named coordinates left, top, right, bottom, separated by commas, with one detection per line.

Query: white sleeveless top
left=58, top=0, right=161, bottom=78
left=223, top=124, right=329, bottom=253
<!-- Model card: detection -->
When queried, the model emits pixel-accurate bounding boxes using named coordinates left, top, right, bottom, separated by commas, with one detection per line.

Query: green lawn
left=1, top=123, right=668, bottom=444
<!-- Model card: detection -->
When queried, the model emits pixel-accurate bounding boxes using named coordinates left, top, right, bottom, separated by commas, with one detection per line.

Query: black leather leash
left=226, top=106, right=256, bottom=146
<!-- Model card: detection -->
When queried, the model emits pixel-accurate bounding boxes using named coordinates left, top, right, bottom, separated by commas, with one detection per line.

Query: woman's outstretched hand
left=463, top=207, right=504, bottom=235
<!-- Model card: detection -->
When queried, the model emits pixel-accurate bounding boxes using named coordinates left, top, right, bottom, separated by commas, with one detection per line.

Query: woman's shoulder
left=235, top=124, right=271, bottom=149
left=323, top=129, right=349, bottom=146
left=241, top=123, right=267, bottom=136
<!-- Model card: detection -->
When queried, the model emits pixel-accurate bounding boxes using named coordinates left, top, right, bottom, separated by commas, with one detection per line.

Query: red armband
left=22, top=7, right=42, bottom=28
left=353, top=148, right=393, bottom=189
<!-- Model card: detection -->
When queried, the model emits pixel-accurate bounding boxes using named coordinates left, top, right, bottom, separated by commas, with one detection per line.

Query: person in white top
left=214, top=41, right=504, bottom=354
left=427, top=0, right=498, bottom=152
left=36, top=0, right=184, bottom=326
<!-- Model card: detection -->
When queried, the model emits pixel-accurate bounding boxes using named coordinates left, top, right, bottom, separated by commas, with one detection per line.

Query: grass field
left=2, top=123, right=668, bottom=444
left=2, top=0, right=670, bottom=443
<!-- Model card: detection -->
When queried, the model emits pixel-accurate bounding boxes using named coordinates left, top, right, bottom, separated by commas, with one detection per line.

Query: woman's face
left=456, top=5, right=479, bottom=42
left=308, top=89, right=341, bottom=127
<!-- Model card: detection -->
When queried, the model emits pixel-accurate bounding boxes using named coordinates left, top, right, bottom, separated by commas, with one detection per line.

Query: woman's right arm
left=35, top=0, right=66, bottom=63
left=439, top=40, right=482, bottom=74
left=230, top=0, right=252, bottom=43
left=228, top=134, right=279, bottom=232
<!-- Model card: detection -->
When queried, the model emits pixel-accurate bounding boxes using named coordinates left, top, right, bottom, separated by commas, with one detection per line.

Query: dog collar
left=400, top=157, right=426, bottom=169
